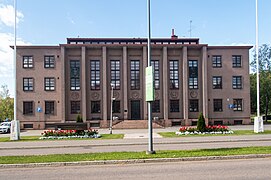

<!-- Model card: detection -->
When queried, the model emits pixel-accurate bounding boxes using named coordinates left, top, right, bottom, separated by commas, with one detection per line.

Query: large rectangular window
left=189, top=60, right=198, bottom=89
left=170, top=100, right=179, bottom=112
left=23, top=56, right=33, bottom=68
left=232, top=76, right=242, bottom=89
left=23, top=78, right=34, bottom=91
left=44, top=77, right=55, bottom=91
left=91, top=101, right=101, bottom=113
left=152, top=100, right=160, bottom=113
left=189, top=99, right=199, bottom=112
left=70, top=60, right=80, bottom=91
left=233, top=99, right=243, bottom=111
left=44, top=56, right=55, bottom=68
left=23, top=101, right=33, bottom=115
left=212, top=76, right=222, bottom=89
left=130, top=60, right=140, bottom=90
left=151, top=60, right=160, bottom=89
left=111, top=60, right=120, bottom=90
left=45, top=101, right=55, bottom=115
left=169, top=60, right=179, bottom=89
left=212, top=55, right=222, bottom=68
left=232, top=55, right=242, bottom=67
left=113, top=100, right=120, bottom=113
left=71, top=101, right=80, bottom=114
left=213, top=99, right=223, bottom=112
left=90, top=60, right=100, bottom=90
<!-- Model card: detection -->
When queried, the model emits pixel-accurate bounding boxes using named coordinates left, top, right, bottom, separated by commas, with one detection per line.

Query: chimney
left=171, top=29, right=178, bottom=39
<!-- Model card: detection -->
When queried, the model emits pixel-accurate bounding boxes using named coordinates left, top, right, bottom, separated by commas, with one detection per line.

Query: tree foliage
left=0, top=85, right=14, bottom=121
left=250, top=44, right=271, bottom=120
left=197, top=112, right=206, bottom=132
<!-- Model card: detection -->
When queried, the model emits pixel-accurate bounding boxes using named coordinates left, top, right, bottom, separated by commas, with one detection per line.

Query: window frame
left=71, top=101, right=80, bottom=114
left=152, top=100, right=160, bottom=113
left=23, top=56, right=33, bottom=68
left=44, top=55, right=55, bottom=68
left=189, top=60, right=198, bottom=89
left=130, top=60, right=140, bottom=90
left=45, top=101, right=55, bottom=115
left=113, top=100, right=121, bottom=113
left=90, top=60, right=101, bottom=90
left=44, top=77, right=55, bottom=91
left=169, top=60, right=179, bottom=89
left=212, top=76, right=222, bottom=89
left=170, top=100, right=180, bottom=112
left=233, top=99, right=243, bottom=111
left=212, top=55, right=222, bottom=68
left=189, top=99, right=199, bottom=112
left=111, top=60, right=120, bottom=90
left=70, top=60, right=80, bottom=91
left=232, top=76, right=242, bottom=89
left=213, top=99, right=223, bottom=112
left=91, top=101, right=101, bottom=113
left=232, top=55, right=242, bottom=68
left=23, top=78, right=34, bottom=91
left=151, top=60, right=160, bottom=90
left=23, top=101, right=34, bottom=115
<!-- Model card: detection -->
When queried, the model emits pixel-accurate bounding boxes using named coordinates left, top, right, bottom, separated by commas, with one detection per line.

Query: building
left=15, top=34, right=252, bottom=129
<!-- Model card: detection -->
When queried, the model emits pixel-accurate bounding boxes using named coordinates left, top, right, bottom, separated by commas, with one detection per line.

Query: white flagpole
left=254, top=0, right=263, bottom=133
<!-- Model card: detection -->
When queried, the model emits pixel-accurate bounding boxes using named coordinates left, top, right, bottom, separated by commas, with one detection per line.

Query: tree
left=250, top=44, right=271, bottom=121
left=197, top=112, right=206, bottom=132
left=0, top=85, right=14, bottom=121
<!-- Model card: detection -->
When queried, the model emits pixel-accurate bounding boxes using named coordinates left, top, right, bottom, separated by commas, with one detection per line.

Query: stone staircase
left=112, top=120, right=164, bottom=129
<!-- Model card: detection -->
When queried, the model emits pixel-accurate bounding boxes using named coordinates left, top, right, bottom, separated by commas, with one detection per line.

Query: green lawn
left=0, top=146, right=270, bottom=164
left=159, top=130, right=271, bottom=138
left=0, top=134, right=124, bottom=142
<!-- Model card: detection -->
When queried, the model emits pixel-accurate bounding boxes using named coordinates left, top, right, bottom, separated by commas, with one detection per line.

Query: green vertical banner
left=145, top=66, right=154, bottom=102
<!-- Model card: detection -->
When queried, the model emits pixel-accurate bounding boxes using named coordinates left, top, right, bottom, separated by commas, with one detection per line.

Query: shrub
left=76, top=114, right=83, bottom=123
left=197, top=112, right=206, bottom=132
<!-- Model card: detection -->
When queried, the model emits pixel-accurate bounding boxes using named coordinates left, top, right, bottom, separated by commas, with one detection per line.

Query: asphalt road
left=0, top=158, right=270, bottom=180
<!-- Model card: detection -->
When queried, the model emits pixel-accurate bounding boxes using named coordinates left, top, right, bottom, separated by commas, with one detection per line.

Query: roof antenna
left=189, top=20, right=192, bottom=37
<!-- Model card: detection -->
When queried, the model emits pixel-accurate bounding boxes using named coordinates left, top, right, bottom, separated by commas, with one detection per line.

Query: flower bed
left=176, top=125, right=234, bottom=135
left=39, top=129, right=101, bottom=139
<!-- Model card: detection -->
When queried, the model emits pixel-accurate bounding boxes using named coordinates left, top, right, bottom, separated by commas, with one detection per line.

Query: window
left=111, top=60, right=120, bottom=90
left=212, top=55, right=222, bottom=68
left=189, top=60, right=198, bottom=89
left=169, top=60, right=179, bottom=89
left=152, top=100, right=160, bottom=113
left=233, top=99, right=243, bottom=111
left=44, top=77, right=55, bottom=91
left=232, top=76, right=242, bottom=89
left=23, top=101, right=33, bottom=115
left=23, top=78, right=34, bottom=91
left=189, top=99, right=199, bottom=112
left=212, top=76, right=222, bottom=89
left=44, top=56, right=55, bottom=68
left=70, top=60, right=80, bottom=91
left=71, top=101, right=80, bottom=114
left=151, top=60, right=160, bottom=89
left=213, top=99, right=223, bottom=112
left=91, top=101, right=101, bottom=113
left=170, top=100, right=179, bottom=112
left=45, top=101, right=54, bottom=115
left=232, top=55, right=242, bottom=67
left=113, top=100, right=120, bottom=113
left=130, top=60, right=140, bottom=90
left=23, top=56, right=33, bottom=68
left=90, top=60, right=100, bottom=90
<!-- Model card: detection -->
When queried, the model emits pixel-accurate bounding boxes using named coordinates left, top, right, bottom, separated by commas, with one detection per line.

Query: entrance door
left=131, top=100, right=141, bottom=120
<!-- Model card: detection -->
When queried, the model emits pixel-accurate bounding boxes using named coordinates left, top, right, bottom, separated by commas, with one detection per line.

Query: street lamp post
left=109, top=84, right=115, bottom=134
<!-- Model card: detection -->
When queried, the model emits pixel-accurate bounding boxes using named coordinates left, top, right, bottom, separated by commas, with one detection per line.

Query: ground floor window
left=189, top=99, right=198, bottom=112
left=213, top=99, right=223, bottom=112
left=91, top=101, right=101, bottom=113
left=71, top=101, right=80, bottom=114
left=170, top=100, right=179, bottom=112
left=23, top=101, right=34, bottom=115
left=113, top=100, right=120, bottom=113
left=152, top=100, right=160, bottom=113
left=45, top=101, right=55, bottom=115
left=233, top=99, right=243, bottom=111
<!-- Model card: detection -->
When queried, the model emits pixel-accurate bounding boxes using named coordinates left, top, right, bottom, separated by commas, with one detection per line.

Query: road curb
left=1, top=138, right=271, bottom=150
left=0, top=154, right=270, bottom=169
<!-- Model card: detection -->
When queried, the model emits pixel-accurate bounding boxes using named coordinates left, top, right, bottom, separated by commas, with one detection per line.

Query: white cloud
left=0, top=4, right=24, bottom=27
left=0, top=32, right=31, bottom=78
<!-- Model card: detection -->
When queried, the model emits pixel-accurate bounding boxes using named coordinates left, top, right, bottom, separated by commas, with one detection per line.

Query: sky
left=0, top=0, right=271, bottom=97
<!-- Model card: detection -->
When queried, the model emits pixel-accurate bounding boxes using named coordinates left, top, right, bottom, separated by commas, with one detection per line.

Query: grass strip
left=159, top=130, right=271, bottom=138
left=0, top=146, right=270, bottom=164
left=0, top=134, right=124, bottom=142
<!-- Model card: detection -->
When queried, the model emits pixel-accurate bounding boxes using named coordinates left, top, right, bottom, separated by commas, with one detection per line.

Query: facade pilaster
left=202, top=46, right=208, bottom=123
left=102, top=47, right=108, bottom=124
left=61, top=46, right=66, bottom=123
left=81, top=47, right=87, bottom=122
left=182, top=47, right=189, bottom=124
left=123, top=46, right=128, bottom=119
left=162, top=46, right=168, bottom=121
left=143, top=46, right=147, bottom=120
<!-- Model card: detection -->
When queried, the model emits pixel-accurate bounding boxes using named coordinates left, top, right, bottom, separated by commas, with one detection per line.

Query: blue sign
left=37, top=107, right=42, bottom=113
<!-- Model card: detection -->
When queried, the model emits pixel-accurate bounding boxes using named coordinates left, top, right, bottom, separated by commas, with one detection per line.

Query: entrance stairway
left=112, top=120, right=164, bottom=129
